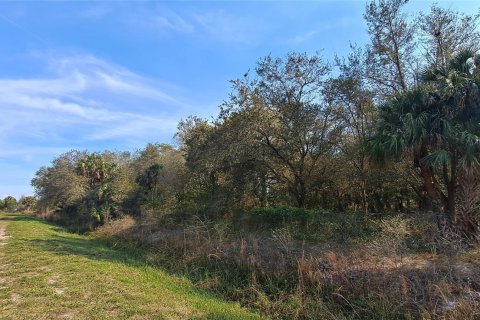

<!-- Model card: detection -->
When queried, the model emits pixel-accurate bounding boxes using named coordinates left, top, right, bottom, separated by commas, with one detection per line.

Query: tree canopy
left=29, top=1, right=480, bottom=240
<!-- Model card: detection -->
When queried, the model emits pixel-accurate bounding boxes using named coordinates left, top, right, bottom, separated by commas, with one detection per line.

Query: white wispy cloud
left=87, top=115, right=178, bottom=140
left=122, top=6, right=266, bottom=44
left=193, top=10, right=262, bottom=44
left=78, top=5, right=111, bottom=20
left=0, top=52, right=194, bottom=198
left=51, top=55, right=185, bottom=104
left=152, top=13, right=195, bottom=33
left=287, top=17, right=355, bottom=45
left=125, top=7, right=195, bottom=34
left=0, top=146, right=70, bottom=161
left=0, top=73, right=86, bottom=96
left=0, top=53, right=189, bottom=146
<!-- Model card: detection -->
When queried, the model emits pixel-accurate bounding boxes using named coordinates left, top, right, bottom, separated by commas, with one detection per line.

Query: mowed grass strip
left=0, top=214, right=265, bottom=320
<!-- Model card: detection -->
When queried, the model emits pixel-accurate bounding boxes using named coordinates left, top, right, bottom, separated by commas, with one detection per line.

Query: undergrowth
left=91, top=212, right=480, bottom=319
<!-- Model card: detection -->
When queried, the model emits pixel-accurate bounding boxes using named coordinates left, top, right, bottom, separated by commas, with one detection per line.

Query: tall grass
left=94, top=212, right=480, bottom=319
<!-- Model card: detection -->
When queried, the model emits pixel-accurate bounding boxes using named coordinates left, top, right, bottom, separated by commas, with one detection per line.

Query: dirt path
left=0, top=224, right=7, bottom=245
left=0, top=216, right=8, bottom=294
left=0, top=217, right=9, bottom=247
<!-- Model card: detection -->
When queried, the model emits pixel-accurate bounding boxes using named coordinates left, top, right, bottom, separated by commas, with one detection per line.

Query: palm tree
left=76, top=154, right=116, bottom=188
left=369, top=49, right=480, bottom=237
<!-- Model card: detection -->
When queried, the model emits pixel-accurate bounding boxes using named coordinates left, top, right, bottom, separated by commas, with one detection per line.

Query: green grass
left=0, top=213, right=265, bottom=320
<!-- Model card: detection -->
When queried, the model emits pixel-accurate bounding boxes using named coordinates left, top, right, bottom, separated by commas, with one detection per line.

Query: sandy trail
left=0, top=222, right=7, bottom=246
left=0, top=218, right=8, bottom=291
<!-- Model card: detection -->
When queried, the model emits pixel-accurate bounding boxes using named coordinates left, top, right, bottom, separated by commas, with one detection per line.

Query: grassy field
left=0, top=213, right=265, bottom=320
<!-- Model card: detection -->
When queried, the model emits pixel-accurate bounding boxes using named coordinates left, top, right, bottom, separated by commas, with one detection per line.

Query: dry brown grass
left=96, top=214, right=480, bottom=319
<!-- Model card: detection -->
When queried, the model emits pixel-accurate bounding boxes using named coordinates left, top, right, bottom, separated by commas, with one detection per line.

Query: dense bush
left=247, top=206, right=310, bottom=229
left=244, top=206, right=374, bottom=244
left=2, top=196, right=18, bottom=212
left=96, top=211, right=480, bottom=320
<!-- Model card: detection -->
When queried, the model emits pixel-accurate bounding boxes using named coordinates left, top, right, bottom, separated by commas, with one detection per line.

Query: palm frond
left=448, top=49, right=476, bottom=74
left=401, top=112, right=427, bottom=144
left=421, top=150, right=451, bottom=168
left=419, top=66, right=444, bottom=83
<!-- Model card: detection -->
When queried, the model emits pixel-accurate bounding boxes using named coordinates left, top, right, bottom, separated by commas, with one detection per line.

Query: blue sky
left=0, top=1, right=478, bottom=199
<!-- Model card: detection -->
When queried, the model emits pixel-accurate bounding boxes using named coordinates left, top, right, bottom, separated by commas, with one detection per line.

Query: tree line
left=31, top=1, right=480, bottom=239
left=0, top=195, right=37, bottom=212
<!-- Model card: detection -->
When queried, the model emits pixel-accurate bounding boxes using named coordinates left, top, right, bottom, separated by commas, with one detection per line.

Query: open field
left=0, top=213, right=264, bottom=320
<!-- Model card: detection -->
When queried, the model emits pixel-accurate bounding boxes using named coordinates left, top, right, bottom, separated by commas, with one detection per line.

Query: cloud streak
left=121, top=6, right=267, bottom=44
left=287, top=17, right=356, bottom=45
left=0, top=52, right=198, bottom=183
left=193, top=10, right=262, bottom=44
left=0, top=54, right=187, bottom=142
left=0, top=52, right=193, bottom=197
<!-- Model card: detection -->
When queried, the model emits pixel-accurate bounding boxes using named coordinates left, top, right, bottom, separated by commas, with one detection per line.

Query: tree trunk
left=456, top=168, right=479, bottom=242
left=443, top=158, right=457, bottom=223
left=361, top=177, right=369, bottom=215
left=293, top=179, right=307, bottom=208
left=418, top=163, right=442, bottom=210
left=446, top=178, right=456, bottom=223
left=259, top=174, right=267, bottom=208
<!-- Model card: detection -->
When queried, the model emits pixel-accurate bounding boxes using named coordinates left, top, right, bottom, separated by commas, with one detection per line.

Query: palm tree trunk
left=419, top=163, right=442, bottom=210
left=443, top=158, right=457, bottom=224
left=456, top=168, right=480, bottom=242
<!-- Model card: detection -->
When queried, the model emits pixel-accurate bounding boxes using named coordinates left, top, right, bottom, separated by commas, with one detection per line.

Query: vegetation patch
left=6, top=1, right=480, bottom=319
left=0, top=213, right=264, bottom=320
left=95, top=213, right=480, bottom=319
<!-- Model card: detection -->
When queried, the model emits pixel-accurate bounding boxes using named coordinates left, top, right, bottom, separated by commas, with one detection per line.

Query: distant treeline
left=0, top=195, right=36, bottom=212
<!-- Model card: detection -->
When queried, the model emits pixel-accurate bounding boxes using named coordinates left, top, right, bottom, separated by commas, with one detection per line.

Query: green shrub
left=247, top=206, right=310, bottom=229
left=369, top=215, right=411, bottom=257
left=245, top=206, right=372, bottom=243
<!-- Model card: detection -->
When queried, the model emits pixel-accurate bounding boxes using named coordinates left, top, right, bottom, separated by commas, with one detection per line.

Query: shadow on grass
left=4, top=214, right=73, bottom=233
left=4, top=215, right=162, bottom=274
left=26, top=222, right=422, bottom=319
left=15, top=215, right=262, bottom=319
left=14, top=214, right=480, bottom=320
left=0, top=213, right=28, bottom=221
left=33, top=233, right=147, bottom=267
left=7, top=215, right=159, bottom=269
